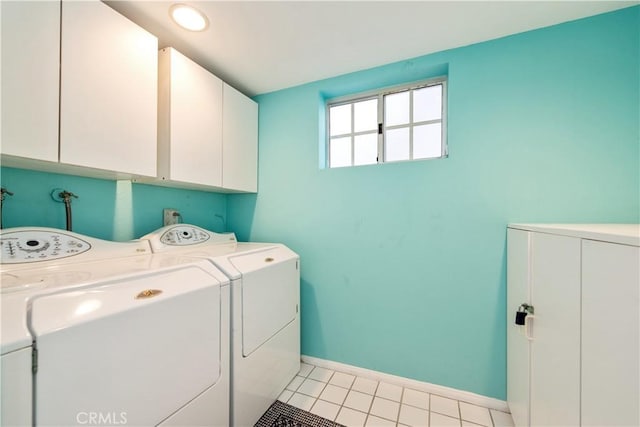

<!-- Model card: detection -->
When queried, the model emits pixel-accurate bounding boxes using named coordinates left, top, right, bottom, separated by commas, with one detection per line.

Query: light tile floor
left=279, top=362, right=515, bottom=427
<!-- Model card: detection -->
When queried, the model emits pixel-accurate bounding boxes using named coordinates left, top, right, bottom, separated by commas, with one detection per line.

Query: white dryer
left=0, top=227, right=230, bottom=426
left=142, top=224, right=300, bottom=427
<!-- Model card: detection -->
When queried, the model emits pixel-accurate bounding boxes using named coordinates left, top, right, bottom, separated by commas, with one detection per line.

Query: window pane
left=413, top=123, right=442, bottom=159
left=329, top=136, right=352, bottom=168
left=354, top=133, right=378, bottom=166
left=413, top=85, right=442, bottom=122
left=330, top=104, right=351, bottom=136
left=384, top=91, right=410, bottom=127
left=353, top=99, right=378, bottom=133
left=385, top=127, right=410, bottom=162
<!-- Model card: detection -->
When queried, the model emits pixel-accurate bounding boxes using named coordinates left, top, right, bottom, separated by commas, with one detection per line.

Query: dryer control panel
left=160, top=226, right=211, bottom=246
left=1, top=230, right=90, bottom=263
left=143, top=224, right=237, bottom=252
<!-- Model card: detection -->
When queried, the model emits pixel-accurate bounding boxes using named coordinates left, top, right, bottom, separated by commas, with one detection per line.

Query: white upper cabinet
left=1, top=2, right=257, bottom=192
left=158, top=48, right=223, bottom=187
left=157, top=48, right=258, bottom=192
left=59, top=0, right=158, bottom=177
left=223, top=83, right=258, bottom=192
left=1, top=0, right=158, bottom=179
left=1, top=0, right=60, bottom=162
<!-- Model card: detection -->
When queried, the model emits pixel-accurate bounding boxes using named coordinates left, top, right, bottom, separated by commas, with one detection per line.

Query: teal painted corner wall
left=0, top=167, right=227, bottom=240
left=227, top=7, right=640, bottom=400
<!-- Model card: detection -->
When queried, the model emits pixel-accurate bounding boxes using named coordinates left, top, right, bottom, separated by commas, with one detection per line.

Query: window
left=327, top=77, right=446, bottom=168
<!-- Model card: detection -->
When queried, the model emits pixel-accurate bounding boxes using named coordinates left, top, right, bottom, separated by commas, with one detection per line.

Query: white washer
left=1, top=227, right=230, bottom=426
left=142, top=224, right=300, bottom=427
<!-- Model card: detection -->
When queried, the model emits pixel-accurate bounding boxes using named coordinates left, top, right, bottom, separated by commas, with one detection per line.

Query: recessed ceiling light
left=169, top=4, right=209, bottom=32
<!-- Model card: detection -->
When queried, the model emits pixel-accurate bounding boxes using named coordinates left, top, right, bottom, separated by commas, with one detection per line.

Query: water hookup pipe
left=51, top=189, right=78, bottom=231
left=0, top=187, right=14, bottom=229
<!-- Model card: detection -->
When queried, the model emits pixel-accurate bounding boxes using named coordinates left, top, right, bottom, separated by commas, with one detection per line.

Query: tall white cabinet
left=1, top=0, right=158, bottom=178
left=507, top=224, right=639, bottom=427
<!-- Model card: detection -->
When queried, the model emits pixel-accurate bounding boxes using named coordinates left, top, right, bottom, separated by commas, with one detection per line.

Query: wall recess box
left=163, top=208, right=180, bottom=226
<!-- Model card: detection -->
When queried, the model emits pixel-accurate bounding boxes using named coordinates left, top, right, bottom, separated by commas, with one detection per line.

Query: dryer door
left=230, top=246, right=299, bottom=356
left=30, top=266, right=222, bottom=427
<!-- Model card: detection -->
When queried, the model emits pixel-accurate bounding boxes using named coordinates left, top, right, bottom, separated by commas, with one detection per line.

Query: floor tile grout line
left=309, top=366, right=336, bottom=420
left=363, top=378, right=381, bottom=427
left=428, top=394, right=431, bottom=427
left=396, top=387, right=405, bottom=425
left=335, top=370, right=364, bottom=426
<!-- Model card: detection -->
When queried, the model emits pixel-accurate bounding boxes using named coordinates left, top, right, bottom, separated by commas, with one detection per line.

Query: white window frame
left=326, top=76, right=447, bottom=168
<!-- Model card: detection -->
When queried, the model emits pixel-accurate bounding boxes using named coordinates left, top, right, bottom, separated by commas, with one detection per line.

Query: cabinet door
left=223, top=83, right=258, bottom=192
left=529, top=233, right=580, bottom=427
left=582, top=240, right=639, bottom=427
left=1, top=0, right=59, bottom=162
left=159, top=48, right=223, bottom=187
left=59, top=0, right=157, bottom=177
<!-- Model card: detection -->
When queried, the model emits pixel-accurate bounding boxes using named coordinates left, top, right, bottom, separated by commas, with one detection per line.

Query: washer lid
left=31, top=264, right=223, bottom=426
left=208, top=243, right=283, bottom=279
left=1, top=255, right=229, bottom=355
left=1, top=254, right=153, bottom=354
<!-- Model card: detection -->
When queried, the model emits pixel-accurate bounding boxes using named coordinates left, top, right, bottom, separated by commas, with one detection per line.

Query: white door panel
left=582, top=240, right=639, bottom=427
left=529, top=233, right=580, bottom=427
left=1, top=0, right=59, bottom=162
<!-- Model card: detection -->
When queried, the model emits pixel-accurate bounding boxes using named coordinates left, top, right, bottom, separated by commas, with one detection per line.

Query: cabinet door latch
left=515, top=303, right=534, bottom=325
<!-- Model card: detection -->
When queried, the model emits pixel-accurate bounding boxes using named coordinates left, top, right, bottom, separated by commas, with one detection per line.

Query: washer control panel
left=160, top=225, right=211, bottom=246
left=1, top=230, right=91, bottom=263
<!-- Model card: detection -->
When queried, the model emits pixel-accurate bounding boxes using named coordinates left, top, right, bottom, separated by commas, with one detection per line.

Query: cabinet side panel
left=157, top=48, right=171, bottom=179
left=507, top=228, right=531, bottom=427
left=582, top=240, right=639, bottom=427
left=222, top=83, right=258, bottom=192
left=0, top=0, right=59, bottom=162
left=530, top=233, right=581, bottom=427
left=59, top=1, right=158, bottom=177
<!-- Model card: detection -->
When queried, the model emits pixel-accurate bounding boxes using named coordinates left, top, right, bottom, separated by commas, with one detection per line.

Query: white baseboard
left=301, top=355, right=510, bottom=413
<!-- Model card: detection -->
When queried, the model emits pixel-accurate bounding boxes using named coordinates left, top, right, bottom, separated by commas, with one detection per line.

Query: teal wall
left=0, top=167, right=227, bottom=240
left=227, top=7, right=640, bottom=399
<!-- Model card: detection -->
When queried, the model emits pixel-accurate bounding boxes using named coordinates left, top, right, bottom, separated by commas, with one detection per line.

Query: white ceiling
left=105, top=1, right=637, bottom=96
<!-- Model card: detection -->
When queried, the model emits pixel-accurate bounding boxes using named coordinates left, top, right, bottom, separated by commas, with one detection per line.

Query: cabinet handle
left=524, top=314, right=536, bottom=341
